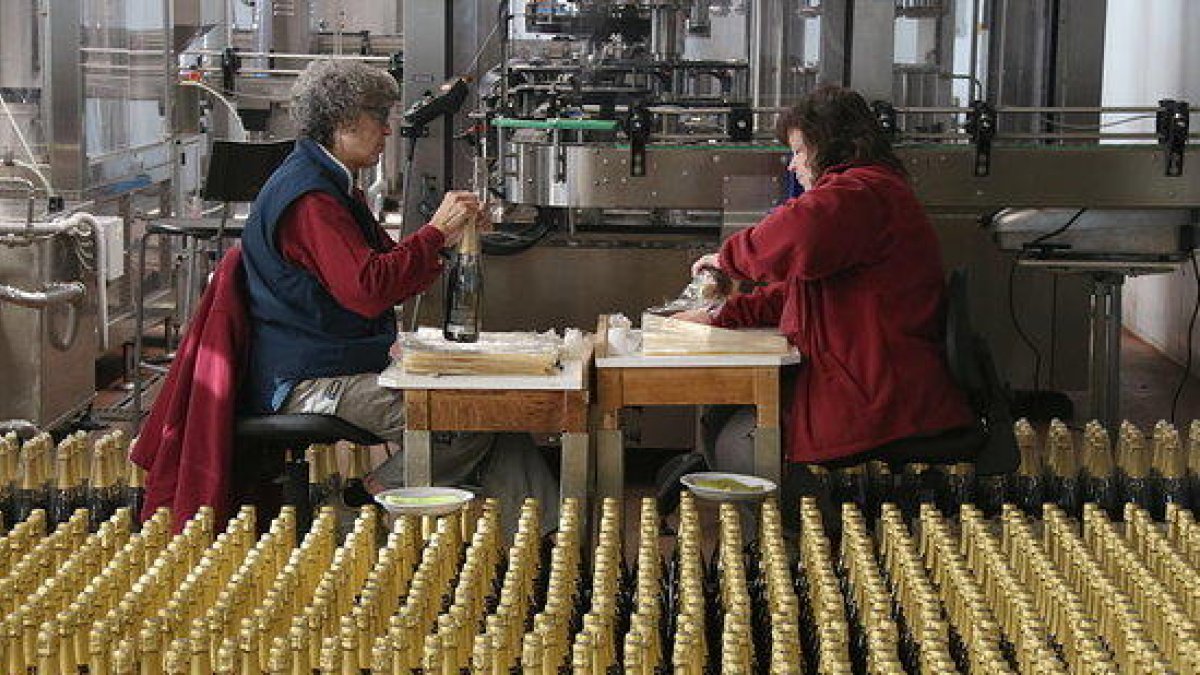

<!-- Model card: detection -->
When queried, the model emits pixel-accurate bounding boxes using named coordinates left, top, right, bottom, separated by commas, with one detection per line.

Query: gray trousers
left=701, top=406, right=762, bottom=537
left=281, top=373, right=560, bottom=535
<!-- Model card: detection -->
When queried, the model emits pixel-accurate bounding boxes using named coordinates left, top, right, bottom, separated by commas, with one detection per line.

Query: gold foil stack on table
left=398, top=329, right=562, bottom=376
left=639, top=313, right=791, bottom=356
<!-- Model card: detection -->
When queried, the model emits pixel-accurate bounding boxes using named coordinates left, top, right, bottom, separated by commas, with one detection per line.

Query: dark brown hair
left=775, top=85, right=906, bottom=178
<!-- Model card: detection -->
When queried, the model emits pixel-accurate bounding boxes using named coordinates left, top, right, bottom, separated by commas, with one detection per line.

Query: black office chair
left=872, top=268, right=1019, bottom=475
left=799, top=268, right=1020, bottom=526
left=233, top=413, right=384, bottom=536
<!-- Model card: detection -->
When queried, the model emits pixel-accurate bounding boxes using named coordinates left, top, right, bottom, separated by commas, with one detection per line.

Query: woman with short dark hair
left=679, top=85, right=973, bottom=471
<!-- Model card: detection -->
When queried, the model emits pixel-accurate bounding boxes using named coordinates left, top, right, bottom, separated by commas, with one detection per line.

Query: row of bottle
left=12, top=493, right=1200, bottom=673
left=0, top=429, right=144, bottom=529
left=818, top=417, right=1200, bottom=523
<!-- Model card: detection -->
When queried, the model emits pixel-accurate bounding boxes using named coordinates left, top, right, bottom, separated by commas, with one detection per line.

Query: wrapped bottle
left=50, top=444, right=74, bottom=526
left=442, top=216, right=482, bottom=343
left=1009, top=418, right=1044, bottom=516
left=1046, top=419, right=1081, bottom=517
left=1081, top=421, right=1119, bottom=519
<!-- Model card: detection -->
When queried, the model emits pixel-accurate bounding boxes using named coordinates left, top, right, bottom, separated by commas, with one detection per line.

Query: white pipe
left=0, top=95, right=54, bottom=196
left=1, top=160, right=53, bottom=197
left=52, top=212, right=109, bottom=351
left=178, top=80, right=249, bottom=140
left=0, top=281, right=85, bottom=309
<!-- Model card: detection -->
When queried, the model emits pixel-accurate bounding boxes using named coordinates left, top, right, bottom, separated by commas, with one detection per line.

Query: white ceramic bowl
left=680, top=472, right=777, bottom=502
left=374, top=487, right=475, bottom=516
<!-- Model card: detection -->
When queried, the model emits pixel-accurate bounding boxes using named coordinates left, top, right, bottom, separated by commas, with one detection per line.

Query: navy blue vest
left=240, top=138, right=396, bottom=412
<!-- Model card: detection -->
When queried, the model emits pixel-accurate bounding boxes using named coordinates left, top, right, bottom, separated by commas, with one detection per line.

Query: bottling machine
left=1, top=0, right=1198, bottom=431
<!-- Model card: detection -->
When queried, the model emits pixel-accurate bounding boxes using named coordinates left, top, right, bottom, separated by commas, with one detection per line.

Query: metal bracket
left=387, top=52, right=404, bottom=85
left=727, top=105, right=753, bottom=142
left=552, top=128, right=567, bottom=183
left=622, top=104, right=653, bottom=177
left=871, top=100, right=898, bottom=141
left=964, top=100, right=996, bottom=177
left=1157, top=98, right=1190, bottom=177
left=220, top=47, right=241, bottom=95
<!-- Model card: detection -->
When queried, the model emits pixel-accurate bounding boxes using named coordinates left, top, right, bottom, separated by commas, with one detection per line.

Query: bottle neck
left=457, top=218, right=479, bottom=256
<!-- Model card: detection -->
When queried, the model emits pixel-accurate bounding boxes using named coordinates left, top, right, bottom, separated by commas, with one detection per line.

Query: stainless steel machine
left=0, top=0, right=180, bottom=430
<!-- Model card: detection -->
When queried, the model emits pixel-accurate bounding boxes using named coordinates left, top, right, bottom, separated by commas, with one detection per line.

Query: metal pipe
left=899, top=131, right=1159, bottom=141
left=0, top=222, right=86, bottom=237
left=893, top=105, right=1165, bottom=114
left=0, top=281, right=85, bottom=308
left=180, top=48, right=393, bottom=62
left=79, top=47, right=167, bottom=56
left=968, top=0, right=980, bottom=101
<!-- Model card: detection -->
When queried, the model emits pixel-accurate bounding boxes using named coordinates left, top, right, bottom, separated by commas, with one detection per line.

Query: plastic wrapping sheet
left=644, top=268, right=731, bottom=316
left=398, top=327, right=575, bottom=376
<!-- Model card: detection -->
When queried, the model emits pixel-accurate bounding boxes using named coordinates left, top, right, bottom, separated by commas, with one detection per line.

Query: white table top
left=378, top=346, right=591, bottom=391
left=595, top=351, right=803, bottom=369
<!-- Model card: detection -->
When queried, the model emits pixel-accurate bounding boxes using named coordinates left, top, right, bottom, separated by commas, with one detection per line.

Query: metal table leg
left=1088, top=272, right=1124, bottom=432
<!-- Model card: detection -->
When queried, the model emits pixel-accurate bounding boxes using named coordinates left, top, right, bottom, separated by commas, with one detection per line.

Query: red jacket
left=715, top=163, right=974, bottom=464
left=130, top=247, right=249, bottom=531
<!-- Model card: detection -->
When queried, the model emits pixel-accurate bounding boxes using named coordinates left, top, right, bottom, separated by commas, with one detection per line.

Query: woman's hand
left=690, top=253, right=720, bottom=277
left=429, top=191, right=482, bottom=247
left=671, top=308, right=714, bottom=325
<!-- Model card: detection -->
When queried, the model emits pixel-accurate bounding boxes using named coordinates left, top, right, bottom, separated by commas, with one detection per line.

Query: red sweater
left=715, top=163, right=974, bottom=464
left=132, top=248, right=249, bottom=532
left=277, top=191, right=446, bottom=315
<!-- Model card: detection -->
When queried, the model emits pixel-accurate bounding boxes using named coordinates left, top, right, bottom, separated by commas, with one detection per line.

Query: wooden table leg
left=754, top=424, right=782, bottom=484
left=753, top=368, right=782, bottom=483
left=403, top=430, right=433, bottom=487
left=596, top=412, right=624, bottom=501
left=560, top=432, right=590, bottom=501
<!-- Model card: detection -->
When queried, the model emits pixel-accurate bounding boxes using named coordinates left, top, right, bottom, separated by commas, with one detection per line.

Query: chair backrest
left=945, top=268, right=986, bottom=406
left=944, top=267, right=1019, bottom=475
left=201, top=140, right=294, bottom=203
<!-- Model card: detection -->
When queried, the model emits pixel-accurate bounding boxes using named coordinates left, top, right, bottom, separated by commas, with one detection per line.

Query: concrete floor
left=1108, top=329, right=1200, bottom=431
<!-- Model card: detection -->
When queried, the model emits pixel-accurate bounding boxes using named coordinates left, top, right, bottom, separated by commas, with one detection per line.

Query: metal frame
left=501, top=142, right=1200, bottom=211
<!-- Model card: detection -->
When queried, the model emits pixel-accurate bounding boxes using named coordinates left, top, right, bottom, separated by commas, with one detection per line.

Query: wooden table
left=594, top=326, right=801, bottom=500
left=377, top=341, right=593, bottom=505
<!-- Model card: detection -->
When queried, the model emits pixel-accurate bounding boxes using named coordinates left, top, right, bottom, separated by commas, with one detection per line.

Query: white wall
left=1104, top=0, right=1200, bottom=360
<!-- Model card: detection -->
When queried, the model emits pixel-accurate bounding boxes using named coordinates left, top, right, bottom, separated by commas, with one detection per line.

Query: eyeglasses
left=365, top=106, right=392, bottom=124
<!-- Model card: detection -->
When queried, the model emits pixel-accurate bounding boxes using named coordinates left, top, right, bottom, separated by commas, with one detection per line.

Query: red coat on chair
left=130, top=247, right=249, bottom=531
left=713, top=163, right=974, bottom=464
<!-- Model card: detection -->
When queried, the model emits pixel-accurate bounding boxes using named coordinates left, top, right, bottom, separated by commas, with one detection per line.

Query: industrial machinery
left=455, top=0, right=1200, bottom=427
left=3, top=0, right=1200, bottom=431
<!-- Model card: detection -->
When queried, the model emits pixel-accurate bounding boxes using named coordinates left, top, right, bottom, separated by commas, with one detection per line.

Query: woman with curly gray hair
left=239, top=59, right=559, bottom=534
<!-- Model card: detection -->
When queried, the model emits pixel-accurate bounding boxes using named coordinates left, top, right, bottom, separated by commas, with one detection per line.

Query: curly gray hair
left=291, top=60, right=400, bottom=146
